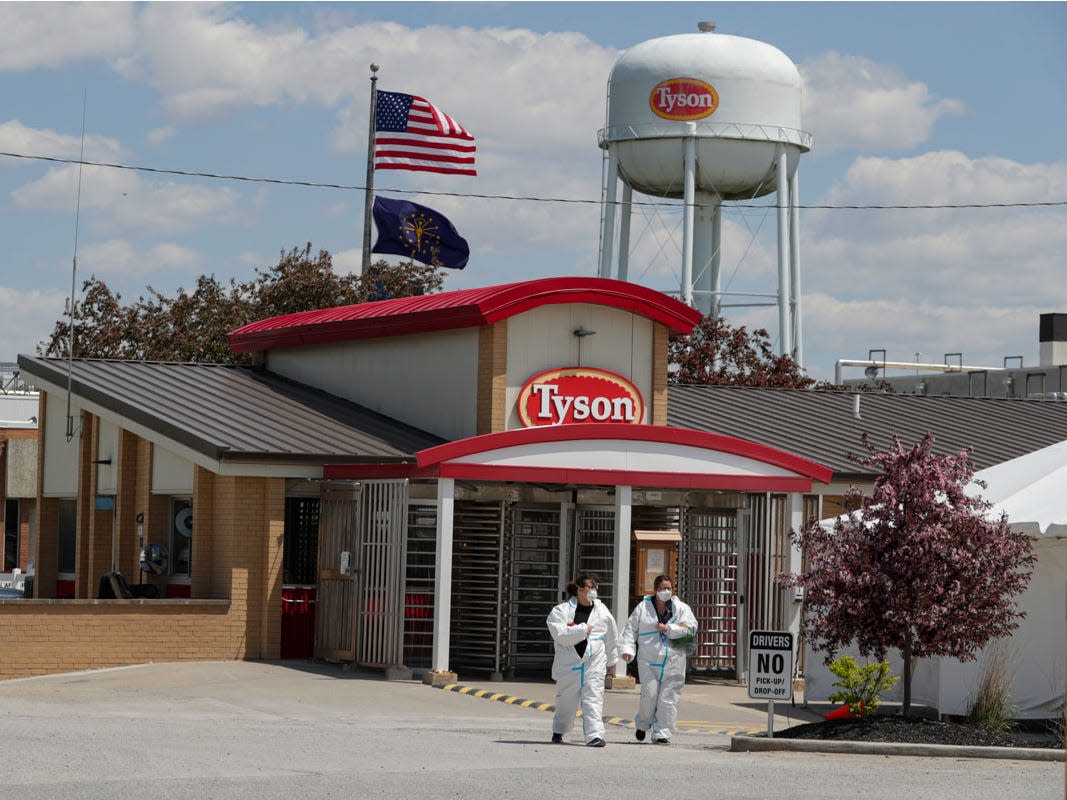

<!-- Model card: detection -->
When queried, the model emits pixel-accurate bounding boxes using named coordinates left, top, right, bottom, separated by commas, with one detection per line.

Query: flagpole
left=361, top=63, right=380, bottom=276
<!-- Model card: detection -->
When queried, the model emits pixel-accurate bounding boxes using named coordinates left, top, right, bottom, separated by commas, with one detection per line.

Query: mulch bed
left=777, top=714, right=1062, bottom=749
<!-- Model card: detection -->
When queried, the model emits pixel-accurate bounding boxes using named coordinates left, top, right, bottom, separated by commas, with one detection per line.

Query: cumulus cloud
left=800, top=52, right=965, bottom=153
left=79, top=239, right=204, bottom=278
left=146, top=126, right=177, bottom=147
left=0, top=285, right=70, bottom=359
left=11, top=164, right=242, bottom=235
left=0, top=3, right=135, bottom=71
left=0, top=120, right=126, bottom=161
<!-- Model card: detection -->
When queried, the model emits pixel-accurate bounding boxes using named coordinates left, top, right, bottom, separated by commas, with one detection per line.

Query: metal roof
left=227, top=277, right=703, bottom=352
left=668, top=385, right=1067, bottom=478
left=17, top=356, right=443, bottom=464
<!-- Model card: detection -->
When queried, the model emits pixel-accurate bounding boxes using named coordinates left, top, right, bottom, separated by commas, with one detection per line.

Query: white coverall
left=546, top=596, right=619, bottom=743
left=618, top=595, right=697, bottom=742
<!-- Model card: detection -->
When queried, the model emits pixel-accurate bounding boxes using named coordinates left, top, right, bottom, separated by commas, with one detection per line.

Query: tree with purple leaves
left=783, top=433, right=1036, bottom=715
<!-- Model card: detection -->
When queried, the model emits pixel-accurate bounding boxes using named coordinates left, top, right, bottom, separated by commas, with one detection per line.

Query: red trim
left=322, top=463, right=436, bottom=480
left=438, top=463, right=815, bottom=493
left=228, top=277, right=703, bottom=353
left=416, top=424, right=833, bottom=483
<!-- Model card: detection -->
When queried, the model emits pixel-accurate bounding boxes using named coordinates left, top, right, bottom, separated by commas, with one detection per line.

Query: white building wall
left=152, top=445, right=194, bottom=495
left=504, top=304, right=654, bottom=430
left=265, top=328, right=480, bottom=441
left=42, top=391, right=80, bottom=497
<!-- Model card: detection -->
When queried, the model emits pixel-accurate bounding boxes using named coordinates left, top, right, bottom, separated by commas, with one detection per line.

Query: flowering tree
left=668, top=315, right=815, bottom=388
left=40, top=244, right=444, bottom=365
left=783, top=433, right=1036, bottom=715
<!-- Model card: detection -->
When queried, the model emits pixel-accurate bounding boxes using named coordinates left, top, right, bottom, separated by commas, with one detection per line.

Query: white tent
left=804, top=440, right=1067, bottom=719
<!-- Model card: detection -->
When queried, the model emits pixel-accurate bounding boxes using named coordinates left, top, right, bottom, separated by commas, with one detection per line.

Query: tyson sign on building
left=517, top=368, right=645, bottom=427
left=649, top=77, right=719, bottom=120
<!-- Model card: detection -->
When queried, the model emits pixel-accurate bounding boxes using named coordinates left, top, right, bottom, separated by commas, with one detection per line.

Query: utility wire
left=1, top=149, right=1065, bottom=210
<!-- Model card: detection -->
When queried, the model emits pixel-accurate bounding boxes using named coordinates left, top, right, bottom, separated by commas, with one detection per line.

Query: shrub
left=827, top=655, right=898, bottom=716
left=966, top=640, right=1016, bottom=733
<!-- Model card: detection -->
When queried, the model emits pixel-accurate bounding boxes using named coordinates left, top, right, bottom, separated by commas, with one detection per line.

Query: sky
left=0, top=2, right=1064, bottom=381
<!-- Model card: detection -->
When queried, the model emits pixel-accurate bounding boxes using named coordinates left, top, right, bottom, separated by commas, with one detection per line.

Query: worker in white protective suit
left=546, top=573, right=619, bottom=747
left=619, top=574, right=697, bottom=744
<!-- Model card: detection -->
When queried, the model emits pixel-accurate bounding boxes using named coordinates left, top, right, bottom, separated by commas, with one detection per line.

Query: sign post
left=747, top=630, right=794, bottom=738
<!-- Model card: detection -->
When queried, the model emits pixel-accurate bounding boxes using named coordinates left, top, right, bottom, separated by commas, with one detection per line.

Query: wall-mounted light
left=573, top=327, right=596, bottom=337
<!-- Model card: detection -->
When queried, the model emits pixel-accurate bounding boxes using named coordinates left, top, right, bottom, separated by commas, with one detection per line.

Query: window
left=169, top=498, right=192, bottom=577
left=4, top=499, right=17, bottom=571
left=57, top=499, right=77, bottom=574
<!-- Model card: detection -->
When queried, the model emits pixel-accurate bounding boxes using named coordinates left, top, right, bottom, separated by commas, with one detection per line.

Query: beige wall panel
left=151, top=445, right=194, bottom=495
left=95, top=418, right=119, bottom=495
left=6, top=439, right=38, bottom=498
left=505, top=304, right=654, bottom=429
left=42, top=392, right=80, bottom=497
left=266, top=329, right=480, bottom=441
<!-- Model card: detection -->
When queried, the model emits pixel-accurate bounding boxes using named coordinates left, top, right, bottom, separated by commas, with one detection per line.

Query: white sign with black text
left=747, top=630, right=794, bottom=701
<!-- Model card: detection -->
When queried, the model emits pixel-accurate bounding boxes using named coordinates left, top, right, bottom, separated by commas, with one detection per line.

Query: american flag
left=374, top=90, right=476, bottom=176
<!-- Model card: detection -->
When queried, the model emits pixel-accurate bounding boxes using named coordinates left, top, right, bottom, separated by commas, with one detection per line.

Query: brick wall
left=0, top=599, right=233, bottom=680
left=476, top=320, right=508, bottom=434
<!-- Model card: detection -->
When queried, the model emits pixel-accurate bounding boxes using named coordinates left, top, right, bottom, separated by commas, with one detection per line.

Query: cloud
left=331, top=248, right=363, bottom=276
left=11, top=164, right=242, bottom=235
left=0, top=3, right=135, bottom=71
left=0, top=285, right=70, bottom=359
left=146, top=126, right=177, bottom=147
left=79, top=239, right=204, bottom=278
left=800, top=52, right=965, bottom=153
left=0, top=120, right=126, bottom=161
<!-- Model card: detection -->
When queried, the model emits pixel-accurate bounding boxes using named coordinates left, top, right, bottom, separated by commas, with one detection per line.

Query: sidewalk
left=426, top=672, right=824, bottom=736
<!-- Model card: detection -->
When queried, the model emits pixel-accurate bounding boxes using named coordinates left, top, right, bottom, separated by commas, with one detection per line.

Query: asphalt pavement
left=0, top=660, right=1060, bottom=800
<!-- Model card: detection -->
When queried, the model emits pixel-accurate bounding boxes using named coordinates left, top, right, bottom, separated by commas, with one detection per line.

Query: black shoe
left=635, top=728, right=646, bottom=741
left=587, top=738, right=606, bottom=747
left=651, top=736, right=670, bottom=745
left=551, top=733, right=564, bottom=744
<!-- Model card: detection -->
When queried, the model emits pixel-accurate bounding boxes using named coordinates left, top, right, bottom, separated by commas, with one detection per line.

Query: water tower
left=597, top=23, right=812, bottom=362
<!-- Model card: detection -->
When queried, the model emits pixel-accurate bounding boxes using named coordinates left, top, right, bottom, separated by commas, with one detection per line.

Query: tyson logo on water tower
left=649, top=77, right=719, bottom=121
left=517, top=368, right=644, bottom=427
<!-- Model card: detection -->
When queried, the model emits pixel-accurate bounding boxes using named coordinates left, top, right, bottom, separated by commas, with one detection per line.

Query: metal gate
left=573, top=506, right=615, bottom=610
left=449, top=500, right=506, bottom=675
left=403, top=501, right=437, bottom=669
left=315, top=482, right=361, bottom=661
left=354, top=480, right=409, bottom=668
left=506, top=504, right=563, bottom=675
left=680, top=507, right=739, bottom=673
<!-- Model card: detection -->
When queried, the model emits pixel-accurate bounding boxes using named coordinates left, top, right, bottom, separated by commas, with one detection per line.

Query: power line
left=1, top=150, right=1065, bottom=211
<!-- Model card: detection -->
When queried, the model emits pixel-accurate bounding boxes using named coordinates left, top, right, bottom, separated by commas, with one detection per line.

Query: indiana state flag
left=371, top=196, right=470, bottom=269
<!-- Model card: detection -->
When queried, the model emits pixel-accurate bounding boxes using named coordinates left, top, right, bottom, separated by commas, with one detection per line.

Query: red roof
left=228, top=277, right=703, bottom=353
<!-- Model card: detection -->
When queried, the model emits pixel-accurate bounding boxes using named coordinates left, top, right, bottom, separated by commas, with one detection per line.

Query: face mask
left=656, top=589, right=672, bottom=602
left=585, top=588, right=598, bottom=601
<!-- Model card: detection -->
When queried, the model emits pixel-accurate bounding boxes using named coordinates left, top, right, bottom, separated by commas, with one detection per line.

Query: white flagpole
left=361, top=63, right=380, bottom=277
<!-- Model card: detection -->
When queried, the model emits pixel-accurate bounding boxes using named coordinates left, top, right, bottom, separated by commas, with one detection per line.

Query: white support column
left=599, top=150, right=619, bottom=279
left=680, top=122, right=697, bottom=307
left=431, top=478, right=455, bottom=678
left=785, top=492, right=805, bottom=650
left=694, top=190, right=717, bottom=317
left=710, top=199, right=722, bottom=318
left=775, top=147, right=792, bottom=356
left=617, top=183, right=633, bottom=282
left=611, top=485, right=633, bottom=685
left=788, top=168, right=803, bottom=367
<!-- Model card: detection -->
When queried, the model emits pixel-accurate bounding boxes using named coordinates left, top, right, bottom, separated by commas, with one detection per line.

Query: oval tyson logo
left=517, top=367, right=644, bottom=427
left=649, top=77, right=719, bottom=121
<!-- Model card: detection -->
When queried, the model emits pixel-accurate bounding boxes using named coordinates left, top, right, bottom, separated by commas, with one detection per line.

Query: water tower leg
left=618, top=183, right=633, bottom=282
left=680, top=124, right=697, bottom=307
left=775, top=147, right=792, bottom=356
left=599, top=149, right=619, bottom=279
left=694, top=191, right=717, bottom=318
left=789, top=168, right=803, bottom=367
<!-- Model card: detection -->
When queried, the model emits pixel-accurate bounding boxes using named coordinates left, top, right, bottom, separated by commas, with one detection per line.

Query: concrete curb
left=730, top=735, right=1065, bottom=762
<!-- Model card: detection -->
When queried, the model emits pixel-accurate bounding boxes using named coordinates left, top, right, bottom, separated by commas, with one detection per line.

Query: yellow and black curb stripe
left=432, top=682, right=763, bottom=737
